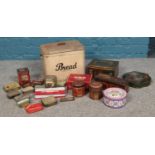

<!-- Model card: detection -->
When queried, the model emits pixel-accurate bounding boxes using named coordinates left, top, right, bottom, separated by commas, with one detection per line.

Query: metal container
left=16, top=98, right=30, bottom=108
left=102, top=88, right=127, bottom=108
left=22, top=86, right=34, bottom=94
left=89, top=81, right=102, bottom=100
left=41, top=96, right=57, bottom=107
left=7, top=90, right=22, bottom=99
left=86, top=59, right=119, bottom=78
left=25, top=103, right=44, bottom=113
left=3, top=82, right=21, bottom=92
left=60, top=95, right=75, bottom=102
left=45, top=75, right=57, bottom=88
left=40, top=40, right=85, bottom=81
left=72, top=80, right=85, bottom=97
left=17, top=68, right=31, bottom=87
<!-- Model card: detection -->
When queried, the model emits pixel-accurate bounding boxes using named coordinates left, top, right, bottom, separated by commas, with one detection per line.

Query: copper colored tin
left=72, top=80, right=85, bottom=97
left=89, top=81, right=103, bottom=100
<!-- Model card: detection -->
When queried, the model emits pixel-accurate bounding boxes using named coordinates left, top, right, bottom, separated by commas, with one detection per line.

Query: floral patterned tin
left=102, top=88, right=127, bottom=108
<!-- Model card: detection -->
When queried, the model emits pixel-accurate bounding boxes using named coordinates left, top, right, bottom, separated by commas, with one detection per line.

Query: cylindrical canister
left=102, top=87, right=127, bottom=108
left=89, top=81, right=103, bottom=100
left=72, top=80, right=85, bottom=97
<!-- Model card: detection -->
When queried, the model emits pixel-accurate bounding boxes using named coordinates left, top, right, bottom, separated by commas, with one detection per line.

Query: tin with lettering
left=40, top=40, right=85, bottom=81
left=3, top=82, right=21, bottom=92
left=89, top=81, right=103, bottom=100
left=17, top=68, right=31, bottom=87
left=72, top=80, right=85, bottom=97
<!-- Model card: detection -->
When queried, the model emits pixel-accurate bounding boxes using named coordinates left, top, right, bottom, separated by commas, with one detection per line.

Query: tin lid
left=40, top=40, right=84, bottom=55
left=89, top=81, right=102, bottom=89
left=72, top=80, right=85, bottom=88
left=87, top=59, right=119, bottom=69
left=17, top=68, right=29, bottom=73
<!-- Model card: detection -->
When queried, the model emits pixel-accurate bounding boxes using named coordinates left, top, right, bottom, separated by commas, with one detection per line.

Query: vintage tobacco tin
left=22, top=86, right=34, bottom=94
left=31, top=78, right=44, bottom=86
left=86, top=59, right=119, bottom=78
left=45, top=75, right=57, bottom=88
left=89, top=81, right=103, bottom=100
left=7, top=90, right=22, bottom=99
left=72, top=80, right=86, bottom=97
left=41, top=96, right=57, bottom=107
left=122, top=71, right=151, bottom=88
left=3, top=82, right=21, bottom=92
left=94, top=73, right=129, bottom=92
left=60, top=95, right=75, bottom=102
left=102, top=88, right=127, bottom=108
left=25, top=103, right=44, bottom=113
left=17, top=68, right=31, bottom=87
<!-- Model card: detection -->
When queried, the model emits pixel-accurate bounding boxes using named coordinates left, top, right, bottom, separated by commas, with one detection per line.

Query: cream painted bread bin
left=40, top=40, right=85, bottom=81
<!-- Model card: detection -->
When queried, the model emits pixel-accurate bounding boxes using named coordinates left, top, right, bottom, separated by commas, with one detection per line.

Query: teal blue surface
left=0, top=37, right=149, bottom=60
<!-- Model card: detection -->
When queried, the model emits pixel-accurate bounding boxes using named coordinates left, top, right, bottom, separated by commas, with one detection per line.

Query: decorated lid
left=89, top=81, right=102, bottom=89
left=72, top=80, right=85, bottom=88
left=103, top=87, right=127, bottom=100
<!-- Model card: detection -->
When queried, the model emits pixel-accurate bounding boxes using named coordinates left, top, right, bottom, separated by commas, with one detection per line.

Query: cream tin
left=102, top=88, right=127, bottom=108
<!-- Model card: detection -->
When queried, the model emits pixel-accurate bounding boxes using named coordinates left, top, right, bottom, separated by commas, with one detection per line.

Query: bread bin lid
left=40, top=40, right=84, bottom=55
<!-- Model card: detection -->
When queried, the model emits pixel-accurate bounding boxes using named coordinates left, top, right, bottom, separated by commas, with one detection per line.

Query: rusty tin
left=60, top=95, right=75, bottom=102
left=86, top=59, right=119, bottom=78
left=89, top=81, right=103, bottom=100
left=94, top=73, right=129, bottom=92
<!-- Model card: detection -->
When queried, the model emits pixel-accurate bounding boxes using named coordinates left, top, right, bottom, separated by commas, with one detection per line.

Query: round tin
left=72, top=80, right=85, bottom=97
left=89, top=81, right=103, bottom=100
left=102, top=87, right=127, bottom=108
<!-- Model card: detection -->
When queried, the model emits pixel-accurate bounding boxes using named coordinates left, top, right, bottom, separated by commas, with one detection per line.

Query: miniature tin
left=25, top=103, right=44, bottom=113
left=45, top=75, right=57, bottom=88
left=86, top=59, right=119, bottom=78
left=94, top=73, right=129, bottom=92
left=72, top=80, right=85, bottom=97
left=102, top=88, right=127, bottom=108
left=14, top=94, right=32, bottom=102
left=122, top=71, right=151, bottom=88
left=7, top=90, right=22, bottom=99
left=3, top=82, right=21, bottom=92
left=59, top=95, right=75, bottom=102
left=22, top=86, right=34, bottom=94
left=67, top=74, right=92, bottom=90
left=17, top=68, right=31, bottom=87
left=41, top=96, right=57, bottom=107
left=89, top=81, right=103, bottom=100
left=31, top=78, right=44, bottom=86
left=16, top=98, right=30, bottom=108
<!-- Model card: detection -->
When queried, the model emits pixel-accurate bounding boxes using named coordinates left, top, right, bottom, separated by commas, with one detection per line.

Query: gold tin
left=3, top=82, right=21, bottom=92
left=16, top=98, right=30, bottom=108
left=41, top=96, right=57, bottom=107
left=22, top=86, right=34, bottom=94
left=60, top=95, right=75, bottom=102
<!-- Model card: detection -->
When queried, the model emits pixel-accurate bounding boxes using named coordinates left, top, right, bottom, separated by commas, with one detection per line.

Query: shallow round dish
left=102, top=87, right=127, bottom=108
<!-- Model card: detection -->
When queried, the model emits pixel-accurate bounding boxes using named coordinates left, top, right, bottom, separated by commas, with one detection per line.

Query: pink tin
left=102, top=87, right=127, bottom=108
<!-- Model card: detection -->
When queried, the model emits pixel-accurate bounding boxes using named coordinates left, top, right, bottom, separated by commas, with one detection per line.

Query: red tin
left=25, top=103, right=44, bottom=113
left=67, top=74, right=92, bottom=90
left=17, top=68, right=31, bottom=87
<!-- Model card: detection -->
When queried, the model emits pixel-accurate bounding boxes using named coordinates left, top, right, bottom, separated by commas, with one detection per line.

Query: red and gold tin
left=17, top=68, right=31, bottom=87
left=89, top=81, right=103, bottom=100
left=72, top=80, right=85, bottom=97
